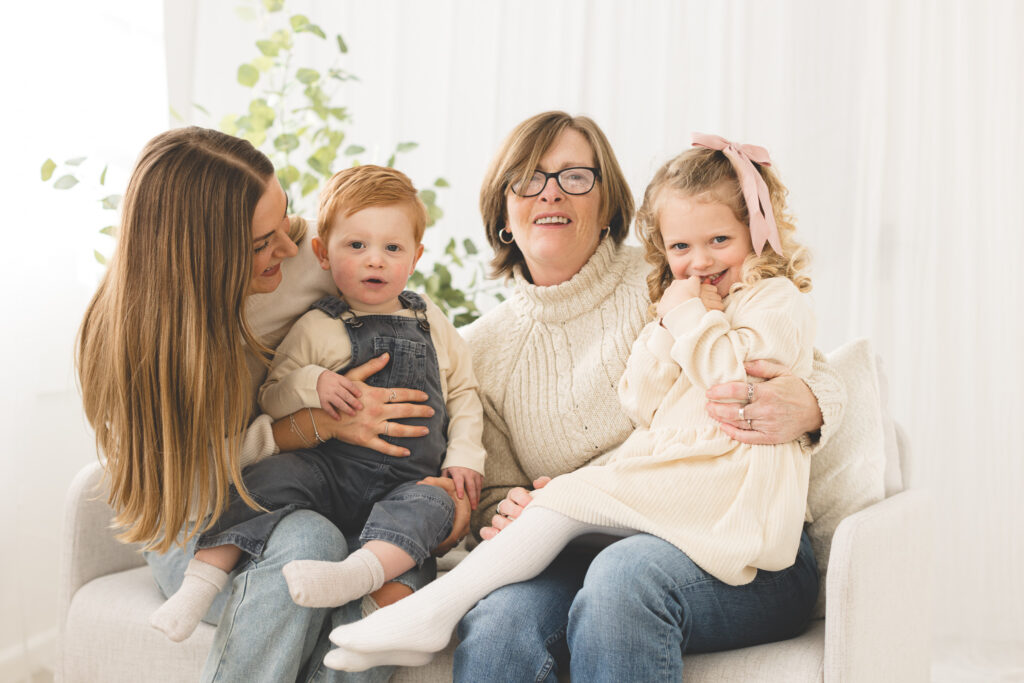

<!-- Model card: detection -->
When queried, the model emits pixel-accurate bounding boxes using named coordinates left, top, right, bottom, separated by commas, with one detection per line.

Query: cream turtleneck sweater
left=462, top=238, right=845, bottom=536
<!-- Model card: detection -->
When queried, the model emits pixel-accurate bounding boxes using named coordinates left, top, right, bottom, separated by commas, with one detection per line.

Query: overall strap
left=398, top=291, right=431, bottom=331
left=311, top=295, right=362, bottom=327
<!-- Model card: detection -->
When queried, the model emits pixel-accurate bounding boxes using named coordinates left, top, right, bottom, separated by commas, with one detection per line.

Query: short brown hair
left=479, top=111, right=635, bottom=279
left=318, top=165, right=428, bottom=244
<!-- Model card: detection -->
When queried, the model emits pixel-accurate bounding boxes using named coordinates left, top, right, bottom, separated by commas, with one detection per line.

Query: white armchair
left=57, top=340, right=932, bottom=682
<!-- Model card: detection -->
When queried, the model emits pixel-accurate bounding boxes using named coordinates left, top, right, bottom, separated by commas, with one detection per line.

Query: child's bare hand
left=699, top=283, right=724, bottom=311
left=442, top=466, right=483, bottom=510
left=316, top=370, right=363, bottom=419
left=656, top=276, right=701, bottom=317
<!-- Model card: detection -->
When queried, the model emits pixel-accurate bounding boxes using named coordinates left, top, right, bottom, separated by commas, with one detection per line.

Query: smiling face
left=505, top=128, right=604, bottom=286
left=250, top=176, right=298, bottom=294
left=658, top=190, right=754, bottom=298
left=313, top=204, right=424, bottom=313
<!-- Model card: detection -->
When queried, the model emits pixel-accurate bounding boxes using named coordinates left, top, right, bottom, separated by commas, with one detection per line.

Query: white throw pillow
left=808, top=338, right=888, bottom=617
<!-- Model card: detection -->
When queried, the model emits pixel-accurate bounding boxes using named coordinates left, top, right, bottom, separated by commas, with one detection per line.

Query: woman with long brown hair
left=78, top=126, right=464, bottom=681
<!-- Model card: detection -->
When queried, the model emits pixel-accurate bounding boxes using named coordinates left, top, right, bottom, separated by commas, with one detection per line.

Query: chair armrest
left=823, top=489, right=933, bottom=682
left=58, top=462, right=146, bottom=621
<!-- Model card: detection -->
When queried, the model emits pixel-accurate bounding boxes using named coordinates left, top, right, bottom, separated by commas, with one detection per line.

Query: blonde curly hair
left=635, top=146, right=811, bottom=310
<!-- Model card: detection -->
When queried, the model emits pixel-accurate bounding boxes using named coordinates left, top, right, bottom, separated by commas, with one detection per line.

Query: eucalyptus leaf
left=252, top=56, right=274, bottom=72
left=296, top=68, right=320, bottom=84
left=235, top=5, right=257, bottom=21
left=100, top=165, right=108, bottom=185
left=278, top=164, right=300, bottom=187
left=94, top=250, right=107, bottom=265
left=274, top=133, right=301, bottom=152
left=344, top=145, right=365, bottom=156
left=463, top=238, right=478, bottom=255
left=40, top=159, right=56, bottom=181
left=99, top=225, right=117, bottom=236
left=419, top=189, right=437, bottom=204
left=396, top=142, right=418, bottom=153
left=300, top=173, right=320, bottom=196
left=237, top=63, right=259, bottom=87
left=169, top=106, right=184, bottom=122
left=193, top=103, right=210, bottom=115
left=263, top=0, right=284, bottom=12
left=336, top=34, right=348, bottom=53
left=386, top=154, right=395, bottom=167
left=434, top=177, right=449, bottom=187
left=100, top=194, right=121, bottom=210
left=54, top=175, right=79, bottom=190
left=66, top=157, right=87, bottom=166
left=256, top=39, right=280, bottom=57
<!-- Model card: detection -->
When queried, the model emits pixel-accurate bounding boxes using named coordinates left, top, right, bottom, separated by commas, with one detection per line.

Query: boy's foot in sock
left=283, top=547, right=385, bottom=608
left=150, top=558, right=229, bottom=642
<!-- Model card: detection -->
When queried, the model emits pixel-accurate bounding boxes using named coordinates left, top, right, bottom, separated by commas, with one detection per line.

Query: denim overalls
left=197, top=291, right=454, bottom=567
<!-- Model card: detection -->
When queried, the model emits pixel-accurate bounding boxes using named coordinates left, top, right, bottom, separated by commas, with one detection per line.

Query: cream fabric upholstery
left=57, top=339, right=931, bottom=682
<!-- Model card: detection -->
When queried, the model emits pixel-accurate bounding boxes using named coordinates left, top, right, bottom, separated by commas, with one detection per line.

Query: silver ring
left=738, top=406, right=746, bottom=421
left=746, top=383, right=755, bottom=403
left=388, top=390, right=397, bottom=403
left=383, top=422, right=390, bottom=437
left=747, top=419, right=753, bottom=430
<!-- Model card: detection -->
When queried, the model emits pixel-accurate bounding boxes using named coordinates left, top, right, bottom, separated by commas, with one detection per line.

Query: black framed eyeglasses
left=510, top=167, right=601, bottom=197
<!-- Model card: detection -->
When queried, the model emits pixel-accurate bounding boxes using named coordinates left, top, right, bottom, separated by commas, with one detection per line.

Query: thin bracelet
left=307, top=407, right=326, bottom=443
left=289, top=413, right=312, bottom=448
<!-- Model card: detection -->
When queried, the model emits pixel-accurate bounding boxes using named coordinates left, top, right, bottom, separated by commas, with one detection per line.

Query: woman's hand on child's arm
left=316, top=370, right=363, bottom=418
left=416, top=476, right=471, bottom=557
left=317, top=353, right=433, bottom=457
left=479, top=476, right=551, bottom=540
left=705, top=359, right=823, bottom=445
left=656, top=276, right=702, bottom=318
left=442, top=466, right=483, bottom=510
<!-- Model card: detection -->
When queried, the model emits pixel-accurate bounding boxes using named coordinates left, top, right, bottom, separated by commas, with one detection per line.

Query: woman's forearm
left=271, top=408, right=326, bottom=452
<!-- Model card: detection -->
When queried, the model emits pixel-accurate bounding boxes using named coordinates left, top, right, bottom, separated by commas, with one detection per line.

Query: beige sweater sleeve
left=424, top=301, right=487, bottom=475
left=660, top=278, right=816, bottom=391
left=258, top=310, right=352, bottom=419
left=617, top=320, right=682, bottom=428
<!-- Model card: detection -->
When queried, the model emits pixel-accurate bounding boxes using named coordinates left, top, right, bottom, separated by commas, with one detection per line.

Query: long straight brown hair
left=78, top=127, right=275, bottom=552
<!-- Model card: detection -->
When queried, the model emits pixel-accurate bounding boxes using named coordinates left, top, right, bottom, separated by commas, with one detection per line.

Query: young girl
left=322, top=133, right=816, bottom=672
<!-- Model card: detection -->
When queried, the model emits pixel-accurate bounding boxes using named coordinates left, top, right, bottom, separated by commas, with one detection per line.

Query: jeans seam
left=205, top=566, right=250, bottom=682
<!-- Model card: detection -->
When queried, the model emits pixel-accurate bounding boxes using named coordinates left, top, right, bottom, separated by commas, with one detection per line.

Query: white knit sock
left=324, top=507, right=598, bottom=671
left=150, top=558, right=229, bottom=642
left=283, top=547, right=386, bottom=608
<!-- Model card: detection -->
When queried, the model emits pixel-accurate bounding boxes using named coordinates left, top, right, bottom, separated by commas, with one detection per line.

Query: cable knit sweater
left=533, top=276, right=815, bottom=584
left=462, top=238, right=846, bottom=536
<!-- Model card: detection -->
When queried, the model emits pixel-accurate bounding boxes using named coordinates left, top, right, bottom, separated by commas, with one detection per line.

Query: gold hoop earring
left=600, top=227, right=610, bottom=240
left=498, top=228, right=515, bottom=245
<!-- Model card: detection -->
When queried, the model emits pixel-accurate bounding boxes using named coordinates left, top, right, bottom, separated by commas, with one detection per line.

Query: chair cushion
left=683, top=619, right=824, bottom=682
left=63, top=566, right=459, bottom=683
left=807, top=339, right=888, bottom=617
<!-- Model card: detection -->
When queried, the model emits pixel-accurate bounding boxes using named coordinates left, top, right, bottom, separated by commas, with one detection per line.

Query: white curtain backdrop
left=3, top=0, right=1020, bottom=679
left=177, top=1, right=1024, bottom=677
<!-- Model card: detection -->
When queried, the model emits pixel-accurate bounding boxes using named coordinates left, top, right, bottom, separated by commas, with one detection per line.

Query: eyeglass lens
left=514, top=167, right=596, bottom=196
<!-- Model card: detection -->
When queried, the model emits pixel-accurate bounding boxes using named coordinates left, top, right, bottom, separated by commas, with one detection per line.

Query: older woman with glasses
left=448, top=111, right=843, bottom=681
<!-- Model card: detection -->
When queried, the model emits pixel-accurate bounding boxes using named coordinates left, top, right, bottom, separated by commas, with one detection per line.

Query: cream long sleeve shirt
left=462, top=238, right=846, bottom=536
left=257, top=295, right=487, bottom=475
left=532, top=276, right=815, bottom=585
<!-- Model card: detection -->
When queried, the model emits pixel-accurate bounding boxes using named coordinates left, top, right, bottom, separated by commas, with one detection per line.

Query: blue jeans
left=146, top=510, right=436, bottom=683
left=454, top=529, right=819, bottom=682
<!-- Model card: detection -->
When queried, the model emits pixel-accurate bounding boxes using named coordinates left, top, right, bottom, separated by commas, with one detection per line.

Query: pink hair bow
left=691, top=132, right=782, bottom=256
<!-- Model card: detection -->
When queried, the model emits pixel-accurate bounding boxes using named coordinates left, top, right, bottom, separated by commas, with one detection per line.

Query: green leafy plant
left=41, top=0, right=499, bottom=325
